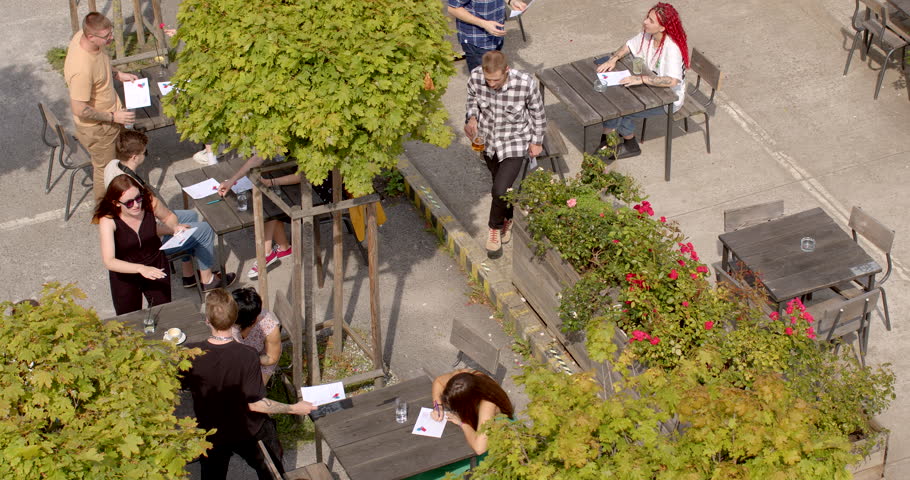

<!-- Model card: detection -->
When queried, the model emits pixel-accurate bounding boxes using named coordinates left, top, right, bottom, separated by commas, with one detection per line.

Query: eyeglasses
left=91, top=30, right=114, bottom=40
left=118, top=194, right=143, bottom=209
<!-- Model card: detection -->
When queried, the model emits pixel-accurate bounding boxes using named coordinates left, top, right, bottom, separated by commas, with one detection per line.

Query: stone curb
left=395, top=156, right=577, bottom=375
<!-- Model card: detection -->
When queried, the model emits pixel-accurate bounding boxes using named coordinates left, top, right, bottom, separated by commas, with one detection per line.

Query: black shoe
left=616, top=137, right=642, bottom=159
left=202, top=273, right=238, bottom=292
left=182, top=275, right=198, bottom=288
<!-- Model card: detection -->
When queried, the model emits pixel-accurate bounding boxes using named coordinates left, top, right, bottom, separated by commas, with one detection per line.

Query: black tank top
left=112, top=209, right=166, bottom=268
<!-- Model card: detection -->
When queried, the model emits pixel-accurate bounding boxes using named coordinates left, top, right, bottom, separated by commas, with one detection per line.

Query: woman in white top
left=596, top=2, right=690, bottom=159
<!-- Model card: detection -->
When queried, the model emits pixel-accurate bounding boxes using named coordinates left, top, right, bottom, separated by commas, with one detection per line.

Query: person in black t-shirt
left=181, top=289, right=315, bottom=479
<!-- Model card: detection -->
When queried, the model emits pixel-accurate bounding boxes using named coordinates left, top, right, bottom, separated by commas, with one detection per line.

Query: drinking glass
left=800, top=237, right=816, bottom=252
left=594, top=81, right=609, bottom=93
left=471, top=136, right=485, bottom=152
left=632, top=57, right=644, bottom=75
left=236, top=191, right=249, bottom=211
left=395, top=398, right=408, bottom=424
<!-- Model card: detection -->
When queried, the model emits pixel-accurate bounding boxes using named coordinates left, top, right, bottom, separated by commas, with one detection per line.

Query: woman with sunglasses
left=93, top=175, right=234, bottom=314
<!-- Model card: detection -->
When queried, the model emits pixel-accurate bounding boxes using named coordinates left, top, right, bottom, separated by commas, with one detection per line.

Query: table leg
left=182, top=192, right=189, bottom=211
left=721, top=246, right=730, bottom=271
left=316, top=430, right=323, bottom=463
left=664, top=107, right=673, bottom=181
left=217, top=233, right=226, bottom=276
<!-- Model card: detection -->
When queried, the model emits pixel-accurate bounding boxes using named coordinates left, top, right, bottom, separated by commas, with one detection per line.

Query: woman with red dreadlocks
left=595, top=2, right=689, bottom=159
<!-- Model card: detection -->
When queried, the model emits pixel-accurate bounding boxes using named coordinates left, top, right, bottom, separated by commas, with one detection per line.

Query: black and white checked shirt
left=466, top=68, right=547, bottom=161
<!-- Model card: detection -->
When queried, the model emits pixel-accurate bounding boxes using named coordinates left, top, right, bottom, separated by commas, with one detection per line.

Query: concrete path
left=405, top=0, right=910, bottom=476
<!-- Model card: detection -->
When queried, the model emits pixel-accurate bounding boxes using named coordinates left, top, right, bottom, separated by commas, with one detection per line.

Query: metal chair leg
left=874, top=48, right=899, bottom=99
left=518, top=16, right=527, bottom=42
left=45, top=147, right=56, bottom=193
left=880, top=287, right=891, bottom=331
left=683, top=117, right=689, bottom=132
left=64, top=167, right=86, bottom=221
left=641, top=118, right=648, bottom=142
left=844, top=31, right=863, bottom=75
left=704, top=113, right=711, bottom=154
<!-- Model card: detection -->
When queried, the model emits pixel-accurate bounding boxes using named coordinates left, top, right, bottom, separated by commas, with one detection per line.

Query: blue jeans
left=462, top=41, right=503, bottom=73
left=602, top=106, right=666, bottom=138
left=162, top=210, right=216, bottom=272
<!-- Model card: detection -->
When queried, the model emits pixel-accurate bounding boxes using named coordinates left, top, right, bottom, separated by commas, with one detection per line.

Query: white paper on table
left=597, top=70, right=632, bottom=87
left=182, top=178, right=221, bottom=199
left=159, top=227, right=198, bottom=250
left=158, top=81, right=175, bottom=96
left=124, top=78, right=152, bottom=109
left=300, top=381, right=346, bottom=406
left=509, top=0, right=535, bottom=17
left=231, top=176, right=253, bottom=194
left=411, top=407, right=446, bottom=438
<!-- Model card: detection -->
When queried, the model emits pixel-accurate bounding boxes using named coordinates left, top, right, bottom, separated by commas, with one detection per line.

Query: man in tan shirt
left=64, top=12, right=137, bottom=203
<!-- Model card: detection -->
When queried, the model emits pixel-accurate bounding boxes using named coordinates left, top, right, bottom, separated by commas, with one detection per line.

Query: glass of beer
left=471, top=135, right=485, bottom=152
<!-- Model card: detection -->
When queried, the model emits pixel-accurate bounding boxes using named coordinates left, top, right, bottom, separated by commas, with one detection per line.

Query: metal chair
left=807, top=288, right=881, bottom=365
left=723, top=200, right=784, bottom=233
left=37, top=103, right=93, bottom=220
left=641, top=49, right=722, bottom=153
left=831, top=207, right=894, bottom=331
left=843, top=0, right=910, bottom=99
left=37, top=103, right=60, bottom=193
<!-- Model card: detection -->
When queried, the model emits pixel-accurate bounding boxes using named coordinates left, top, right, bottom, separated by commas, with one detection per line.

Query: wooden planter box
left=848, top=419, right=889, bottom=480
left=511, top=210, right=634, bottom=387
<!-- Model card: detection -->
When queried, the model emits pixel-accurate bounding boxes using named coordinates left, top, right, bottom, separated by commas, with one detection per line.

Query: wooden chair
left=518, top=121, right=567, bottom=189
left=831, top=207, right=894, bottom=331
left=843, top=0, right=910, bottom=99
left=449, top=318, right=503, bottom=381
left=641, top=49, right=722, bottom=153
left=38, top=103, right=93, bottom=220
left=723, top=200, right=784, bottom=233
left=807, top=288, right=881, bottom=365
left=257, top=440, right=333, bottom=480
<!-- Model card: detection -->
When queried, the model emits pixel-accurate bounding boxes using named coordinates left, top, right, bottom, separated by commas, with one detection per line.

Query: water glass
left=594, top=82, right=609, bottom=93
left=800, top=237, right=816, bottom=252
left=632, top=57, right=644, bottom=75
left=236, top=191, right=249, bottom=211
left=395, top=398, right=408, bottom=424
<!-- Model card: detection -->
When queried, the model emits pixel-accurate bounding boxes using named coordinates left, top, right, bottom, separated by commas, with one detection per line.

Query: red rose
left=704, top=321, right=714, bottom=330
left=785, top=327, right=794, bottom=335
left=668, top=269, right=678, bottom=280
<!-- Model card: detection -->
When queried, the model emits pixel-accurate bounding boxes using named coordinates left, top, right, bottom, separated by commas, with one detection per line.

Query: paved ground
left=4, top=0, right=910, bottom=478
left=405, top=0, right=910, bottom=476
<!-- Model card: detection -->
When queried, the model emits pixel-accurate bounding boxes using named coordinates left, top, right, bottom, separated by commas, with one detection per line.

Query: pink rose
left=704, top=321, right=714, bottom=330
left=785, top=327, right=794, bottom=336
left=696, top=265, right=709, bottom=274
left=613, top=239, right=620, bottom=244
left=567, top=198, right=577, bottom=208
left=650, top=337, right=660, bottom=345
left=803, top=312, right=814, bottom=324
left=691, top=273, right=698, bottom=279
left=599, top=212, right=605, bottom=218
left=769, top=312, right=779, bottom=321
left=678, top=259, right=686, bottom=266
left=682, top=301, right=689, bottom=307
left=668, top=269, right=678, bottom=280
left=660, top=216, right=667, bottom=223
left=159, top=22, right=165, bottom=29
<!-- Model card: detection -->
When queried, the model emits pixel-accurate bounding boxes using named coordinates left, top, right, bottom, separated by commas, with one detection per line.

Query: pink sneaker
left=247, top=248, right=281, bottom=279
left=274, top=246, right=293, bottom=260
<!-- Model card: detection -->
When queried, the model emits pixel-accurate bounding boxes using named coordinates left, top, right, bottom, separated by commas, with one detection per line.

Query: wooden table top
left=133, top=63, right=177, bottom=132
left=314, top=376, right=475, bottom=480
left=537, top=55, right=679, bottom=127
left=718, top=208, right=881, bottom=304
left=103, top=297, right=208, bottom=344
left=174, top=156, right=303, bottom=235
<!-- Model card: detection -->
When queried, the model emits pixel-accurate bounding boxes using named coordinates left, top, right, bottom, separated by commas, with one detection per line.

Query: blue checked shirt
left=466, top=68, right=547, bottom=161
left=448, top=0, right=506, bottom=49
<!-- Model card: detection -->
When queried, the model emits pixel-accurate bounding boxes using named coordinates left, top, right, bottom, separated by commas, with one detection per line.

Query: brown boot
left=500, top=219, right=513, bottom=244
left=486, top=228, right=502, bottom=259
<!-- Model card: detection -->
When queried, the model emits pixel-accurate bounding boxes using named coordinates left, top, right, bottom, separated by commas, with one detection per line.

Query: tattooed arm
left=70, top=98, right=135, bottom=124
left=248, top=397, right=316, bottom=416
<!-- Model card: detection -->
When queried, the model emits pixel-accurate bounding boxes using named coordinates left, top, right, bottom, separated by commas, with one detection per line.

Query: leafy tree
left=165, top=0, right=456, bottom=195
left=0, top=284, right=210, bottom=479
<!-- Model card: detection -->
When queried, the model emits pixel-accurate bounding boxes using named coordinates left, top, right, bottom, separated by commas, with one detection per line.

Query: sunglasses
left=118, top=194, right=143, bottom=209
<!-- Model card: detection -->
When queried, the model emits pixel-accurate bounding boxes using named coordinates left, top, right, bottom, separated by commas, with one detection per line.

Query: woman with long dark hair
left=231, top=287, right=282, bottom=385
left=595, top=2, right=689, bottom=159
left=431, top=369, right=514, bottom=454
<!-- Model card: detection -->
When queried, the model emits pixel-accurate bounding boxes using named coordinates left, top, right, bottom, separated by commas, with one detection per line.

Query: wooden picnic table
left=132, top=63, right=177, bottom=132
left=536, top=55, right=680, bottom=180
left=313, top=376, right=475, bottom=480
left=103, top=297, right=207, bottom=343
left=174, top=156, right=303, bottom=275
left=718, top=207, right=882, bottom=310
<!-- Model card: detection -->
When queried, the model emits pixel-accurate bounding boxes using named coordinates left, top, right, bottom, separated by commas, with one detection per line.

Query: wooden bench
left=449, top=318, right=503, bottom=380
left=519, top=121, right=567, bottom=187
left=258, top=440, right=333, bottom=480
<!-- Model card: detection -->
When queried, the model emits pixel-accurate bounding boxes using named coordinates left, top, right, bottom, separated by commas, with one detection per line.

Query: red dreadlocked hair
left=639, top=2, right=690, bottom=69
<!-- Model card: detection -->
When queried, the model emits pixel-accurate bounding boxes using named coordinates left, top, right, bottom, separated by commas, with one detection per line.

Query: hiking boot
left=616, top=137, right=642, bottom=159
left=500, top=219, right=513, bottom=244
left=202, top=272, right=237, bottom=292
left=486, top=228, right=502, bottom=259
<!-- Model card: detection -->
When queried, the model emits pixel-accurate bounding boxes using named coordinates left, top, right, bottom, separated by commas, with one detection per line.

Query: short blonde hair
left=481, top=51, right=508, bottom=74
left=205, top=289, right=238, bottom=330
left=82, top=12, right=112, bottom=35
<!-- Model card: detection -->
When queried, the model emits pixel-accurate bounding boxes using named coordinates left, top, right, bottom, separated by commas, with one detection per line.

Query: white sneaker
left=206, top=151, right=218, bottom=165
left=193, top=150, right=210, bottom=164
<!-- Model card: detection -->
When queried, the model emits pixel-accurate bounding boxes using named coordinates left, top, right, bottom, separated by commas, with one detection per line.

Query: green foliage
left=45, top=46, right=68, bottom=75
left=0, top=284, right=210, bottom=479
left=166, top=0, right=456, bottom=195
left=379, top=168, right=406, bottom=197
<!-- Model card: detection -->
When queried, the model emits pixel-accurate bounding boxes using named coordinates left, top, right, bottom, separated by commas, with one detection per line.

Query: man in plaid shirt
left=465, top=51, right=547, bottom=259
left=448, top=0, right=527, bottom=72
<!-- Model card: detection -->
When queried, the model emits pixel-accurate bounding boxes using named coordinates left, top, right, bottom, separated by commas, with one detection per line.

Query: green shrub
left=0, top=284, right=209, bottom=479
